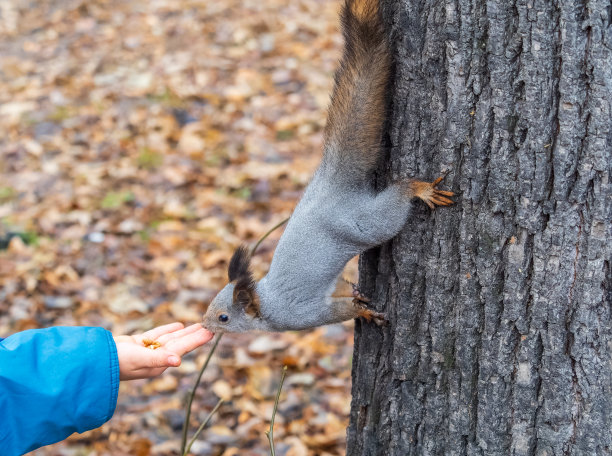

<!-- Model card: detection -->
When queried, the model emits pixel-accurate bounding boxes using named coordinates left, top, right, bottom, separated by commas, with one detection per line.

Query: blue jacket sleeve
left=0, top=327, right=120, bottom=456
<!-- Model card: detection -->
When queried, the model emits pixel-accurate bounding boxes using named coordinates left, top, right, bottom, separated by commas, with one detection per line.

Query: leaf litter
left=0, top=0, right=357, bottom=454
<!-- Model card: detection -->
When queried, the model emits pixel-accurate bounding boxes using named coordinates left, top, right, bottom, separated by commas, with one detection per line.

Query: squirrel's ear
left=233, top=278, right=260, bottom=318
left=229, top=246, right=260, bottom=317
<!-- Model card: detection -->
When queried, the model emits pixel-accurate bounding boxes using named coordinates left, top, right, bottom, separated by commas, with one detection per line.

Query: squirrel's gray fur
left=202, top=0, right=453, bottom=333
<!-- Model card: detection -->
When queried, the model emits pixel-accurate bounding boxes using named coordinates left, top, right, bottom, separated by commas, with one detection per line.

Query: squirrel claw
left=355, top=304, right=387, bottom=326
left=409, top=174, right=455, bottom=209
left=351, top=284, right=371, bottom=303
left=370, top=312, right=387, bottom=326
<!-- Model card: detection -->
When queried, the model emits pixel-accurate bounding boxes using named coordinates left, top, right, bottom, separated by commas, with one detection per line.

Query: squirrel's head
left=203, top=246, right=263, bottom=333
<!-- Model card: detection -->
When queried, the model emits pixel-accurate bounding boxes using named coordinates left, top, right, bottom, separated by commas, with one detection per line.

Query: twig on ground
left=184, top=398, right=224, bottom=456
left=265, top=365, right=288, bottom=456
left=250, top=217, right=289, bottom=256
left=181, top=220, right=287, bottom=454
left=180, top=334, right=223, bottom=455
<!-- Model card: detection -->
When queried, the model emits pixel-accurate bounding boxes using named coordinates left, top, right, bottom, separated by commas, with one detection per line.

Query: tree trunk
left=347, top=0, right=611, bottom=454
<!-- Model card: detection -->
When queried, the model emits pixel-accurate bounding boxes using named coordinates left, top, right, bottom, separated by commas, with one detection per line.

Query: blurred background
left=0, top=0, right=356, bottom=454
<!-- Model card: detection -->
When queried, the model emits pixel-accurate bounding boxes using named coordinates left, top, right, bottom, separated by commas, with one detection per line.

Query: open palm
left=114, top=323, right=213, bottom=380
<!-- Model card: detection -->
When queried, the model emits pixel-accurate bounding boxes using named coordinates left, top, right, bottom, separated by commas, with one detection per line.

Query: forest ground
left=0, top=0, right=352, bottom=454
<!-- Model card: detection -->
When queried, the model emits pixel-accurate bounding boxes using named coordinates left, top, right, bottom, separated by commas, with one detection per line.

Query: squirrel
left=202, top=0, right=454, bottom=333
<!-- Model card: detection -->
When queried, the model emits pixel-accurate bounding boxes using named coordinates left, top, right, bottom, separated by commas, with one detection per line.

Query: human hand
left=114, top=323, right=213, bottom=380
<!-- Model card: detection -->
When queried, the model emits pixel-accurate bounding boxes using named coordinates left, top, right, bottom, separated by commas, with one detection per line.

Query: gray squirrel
left=202, top=0, right=454, bottom=333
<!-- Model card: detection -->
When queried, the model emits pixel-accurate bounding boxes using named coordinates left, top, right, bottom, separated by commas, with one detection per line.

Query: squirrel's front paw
left=356, top=305, right=387, bottom=326
left=351, top=284, right=371, bottom=304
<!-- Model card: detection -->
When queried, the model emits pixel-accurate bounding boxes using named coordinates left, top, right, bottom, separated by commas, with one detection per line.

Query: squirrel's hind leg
left=347, top=186, right=414, bottom=246
left=333, top=175, right=453, bottom=248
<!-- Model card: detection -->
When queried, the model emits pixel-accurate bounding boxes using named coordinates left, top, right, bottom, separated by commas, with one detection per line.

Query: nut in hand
left=142, top=338, right=161, bottom=350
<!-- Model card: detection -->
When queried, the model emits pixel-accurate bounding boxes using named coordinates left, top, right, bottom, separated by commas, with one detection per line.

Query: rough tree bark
left=347, top=0, right=611, bottom=454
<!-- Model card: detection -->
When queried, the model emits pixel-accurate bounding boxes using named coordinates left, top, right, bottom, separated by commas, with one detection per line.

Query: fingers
left=119, top=323, right=212, bottom=380
left=156, top=323, right=204, bottom=345
left=142, top=348, right=181, bottom=369
left=142, top=322, right=185, bottom=340
left=164, top=326, right=214, bottom=357
left=117, top=342, right=180, bottom=380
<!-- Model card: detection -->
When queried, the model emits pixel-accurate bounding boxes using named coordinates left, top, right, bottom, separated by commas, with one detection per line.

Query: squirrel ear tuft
left=228, top=245, right=252, bottom=282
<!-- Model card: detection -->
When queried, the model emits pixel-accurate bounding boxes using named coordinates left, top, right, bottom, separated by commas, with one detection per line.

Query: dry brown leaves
left=0, top=0, right=356, bottom=454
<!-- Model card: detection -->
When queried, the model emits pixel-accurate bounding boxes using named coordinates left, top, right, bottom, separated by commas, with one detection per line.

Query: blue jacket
left=0, top=327, right=120, bottom=455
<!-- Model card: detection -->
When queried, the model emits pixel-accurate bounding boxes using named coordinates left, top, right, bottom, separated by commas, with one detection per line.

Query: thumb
left=147, top=349, right=181, bottom=368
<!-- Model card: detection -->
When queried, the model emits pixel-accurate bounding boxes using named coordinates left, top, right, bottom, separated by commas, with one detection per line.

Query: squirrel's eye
left=218, top=314, right=229, bottom=323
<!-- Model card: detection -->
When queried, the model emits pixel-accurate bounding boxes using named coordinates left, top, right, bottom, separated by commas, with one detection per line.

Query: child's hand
left=114, top=323, right=213, bottom=380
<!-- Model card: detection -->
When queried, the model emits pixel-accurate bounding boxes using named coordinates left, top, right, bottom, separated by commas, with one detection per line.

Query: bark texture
left=347, top=0, right=611, bottom=454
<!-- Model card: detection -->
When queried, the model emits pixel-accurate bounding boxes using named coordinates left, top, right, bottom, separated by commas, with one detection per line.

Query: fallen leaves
left=0, top=0, right=350, bottom=454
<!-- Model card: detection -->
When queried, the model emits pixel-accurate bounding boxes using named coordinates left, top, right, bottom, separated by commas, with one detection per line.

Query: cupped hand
left=114, top=323, right=213, bottom=380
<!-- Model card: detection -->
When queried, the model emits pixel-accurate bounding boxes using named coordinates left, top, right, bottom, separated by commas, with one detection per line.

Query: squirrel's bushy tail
left=322, top=0, right=390, bottom=184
